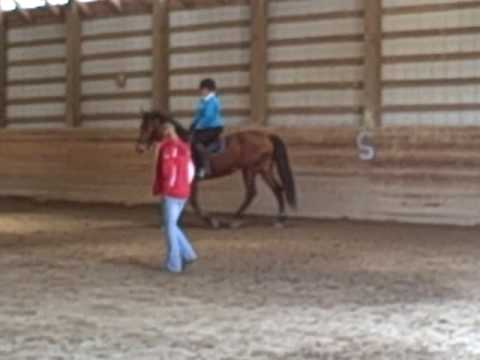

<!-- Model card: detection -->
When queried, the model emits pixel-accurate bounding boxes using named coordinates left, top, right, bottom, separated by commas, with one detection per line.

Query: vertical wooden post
left=362, top=0, right=382, bottom=128
left=250, top=0, right=268, bottom=125
left=152, top=0, right=170, bottom=111
left=0, top=9, right=7, bottom=128
left=65, top=1, right=82, bottom=127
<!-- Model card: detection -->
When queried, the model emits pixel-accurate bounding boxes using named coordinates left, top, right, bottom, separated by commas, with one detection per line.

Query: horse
left=135, top=110, right=297, bottom=228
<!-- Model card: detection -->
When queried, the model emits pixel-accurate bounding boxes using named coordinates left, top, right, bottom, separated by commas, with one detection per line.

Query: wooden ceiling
left=4, top=0, right=252, bottom=27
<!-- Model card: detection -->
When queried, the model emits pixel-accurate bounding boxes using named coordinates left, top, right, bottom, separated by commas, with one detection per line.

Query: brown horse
left=136, top=110, right=296, bottom=227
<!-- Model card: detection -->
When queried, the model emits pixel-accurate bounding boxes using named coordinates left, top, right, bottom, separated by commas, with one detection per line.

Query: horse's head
left=135, top=110, right=172, bottom=153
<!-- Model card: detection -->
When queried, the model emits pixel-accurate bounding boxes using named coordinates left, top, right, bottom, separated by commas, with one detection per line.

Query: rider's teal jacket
left=191, top=93, right=224, bottom=130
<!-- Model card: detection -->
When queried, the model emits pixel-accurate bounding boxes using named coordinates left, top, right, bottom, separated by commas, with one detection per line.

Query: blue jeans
left=162, top=196, right=197, bottom=272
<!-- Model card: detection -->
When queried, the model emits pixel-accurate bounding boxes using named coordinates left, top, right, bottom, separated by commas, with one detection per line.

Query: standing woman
left=153, top=123, right=197, bottom=273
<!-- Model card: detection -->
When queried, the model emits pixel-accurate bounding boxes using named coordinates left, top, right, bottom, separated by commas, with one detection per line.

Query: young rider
left=190, top=78, right=224, bottom=179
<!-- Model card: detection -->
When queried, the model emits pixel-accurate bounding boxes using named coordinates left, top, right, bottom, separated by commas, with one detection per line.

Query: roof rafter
left=45, top=1, right=62, bottom=18
left=107, top=0, right=123, bottom=13
left=74, top=0, right=92, bottom=17
left=13, top=0, right=33, bottom=23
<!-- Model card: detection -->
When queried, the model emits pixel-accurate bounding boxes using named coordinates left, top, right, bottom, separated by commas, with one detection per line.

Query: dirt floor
left=1, top=198, right=480, bottom=359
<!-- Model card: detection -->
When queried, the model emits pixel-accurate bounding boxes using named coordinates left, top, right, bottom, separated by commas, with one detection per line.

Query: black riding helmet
left=199, top=78, right=216, bottom=92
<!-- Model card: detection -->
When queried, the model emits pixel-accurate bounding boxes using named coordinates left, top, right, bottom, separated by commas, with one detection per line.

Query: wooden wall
left=1, top=0, right=480, bottom=226
left=80, top=14, right=153, bottom=128
left=6, top=22, right=66, bottom=128
left=267, top=0, right=364, bottom=126
left=168, top=4, right=251, bottom=126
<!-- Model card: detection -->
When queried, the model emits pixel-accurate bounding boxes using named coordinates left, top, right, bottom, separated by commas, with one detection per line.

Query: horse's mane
left=148, top=110, right=190, bottom=143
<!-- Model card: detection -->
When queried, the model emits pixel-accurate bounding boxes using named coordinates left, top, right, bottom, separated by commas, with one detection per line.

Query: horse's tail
left=270, top=135, right=297, bottom=210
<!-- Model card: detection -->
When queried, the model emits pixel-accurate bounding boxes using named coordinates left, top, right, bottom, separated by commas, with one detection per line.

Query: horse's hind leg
left=260, top=169, right=286, bottom=226
left=233, top=169, right=257, bottom=223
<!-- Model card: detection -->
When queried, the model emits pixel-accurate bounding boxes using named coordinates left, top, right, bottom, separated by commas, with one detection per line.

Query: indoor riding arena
left=2, top=0, right=480, bottom=359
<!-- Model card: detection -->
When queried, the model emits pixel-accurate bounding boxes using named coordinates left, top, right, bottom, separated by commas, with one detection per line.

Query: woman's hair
left=199, top=78, right=216, bottom=91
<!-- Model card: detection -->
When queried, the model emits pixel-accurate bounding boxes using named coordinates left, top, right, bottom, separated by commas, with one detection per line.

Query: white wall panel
left=82, top=120, right=140, bottom=129
left=7, top=24, right=65, bottom=42
left=174, top=116, right=247, bottom=128
left=7, top=103, right=65, bottom=117
left=7, top=122, right=66, bottom=129
left=383, top=0, right=477, bottom=7
left=384, top=8, right=480, bottom=32
left=8, top=64, right=66, bottom=80
left=170, top=71, right=249, bottom=90
left=170, top=27, right=249, bottom=47
left=269, top=0, right=362, bottom=17
left=270, top=89, right=362, bottom=108
left=82, top=15, right=152, bottom=35
left=383, top=59, right=480, bottom=80
left=268, top=66, right=363, bottom=84
left=82, top=36, right=151, bottom=55
left=170, top=5, right=249, bottom=27
left=269, top=114, right=360, bottom=127
left=82, top=98, right=151, bottom=115
left=269, top=18, right=363, bottom=40
left=269, top=42, right=363, bottom=62
left=82, top=77, right=151, bottom=95
left=8, top=44, right=65, bottom=61
left=170, top=49, right=249, bottom=69
left=384, top=112, right=480, bottom=126
left=384, top=85, right=480, bottom=105
left=81, top=56, right=151, bottom=75
left=384, top=34, right=480, bottom=56
left=170, top=94, right=250, bottom=111
left=7, top=83, right=65, bottom=99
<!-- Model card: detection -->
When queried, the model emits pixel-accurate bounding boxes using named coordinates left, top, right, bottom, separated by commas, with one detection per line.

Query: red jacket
left=153, top=137, right=194, bottom=199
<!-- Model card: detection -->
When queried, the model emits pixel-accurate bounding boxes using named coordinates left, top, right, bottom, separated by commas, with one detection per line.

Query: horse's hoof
left=229, top=220, right=244, bottom=229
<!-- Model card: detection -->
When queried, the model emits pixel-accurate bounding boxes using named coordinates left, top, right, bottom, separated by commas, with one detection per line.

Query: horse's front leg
left=190, top=181, right=221, bottom=229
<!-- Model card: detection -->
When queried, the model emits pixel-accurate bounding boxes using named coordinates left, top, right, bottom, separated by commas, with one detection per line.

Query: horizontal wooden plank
left=169, top=0, right=248, bottom=11
left=172, top=108, right=250, bottom=118
left=270, top=106, right=363, bottom=115
left=81, top=49, right=151, bottom=62
left=383, top=1, right=480, bottom=15
left=81, top=29, right=152, bottom=42
left=81, top=71, right=151, bottom=82
left=383, top=104, right=480, bottom=112
left=269, top=57, right=363, bottom=69
left=383, top=26, right=480, bottom=40
left=383, top=78, right=480, bottom=88
left=170, top=20, right=250, bottom=33
left=169, top=64, right=249, bottom=75
left=269, top=81, right=363, bottom=92
left=269, top=33, right=363, bottom=47
left=81, top=91, right=152, bottom=102
left=7, top=96, right=66, bottom=105
left=7, top=76, right=66, bottom=86
left=269, top=10, right=364, bottom=24
left=81, top=113, right=141, bottom=122
left=169, top=41, right=250, bottom=54
left=170, top=86, right=249, bottom=97
left=383, top=51, right=480, bottom=64
left=7, top=36, right=65, bottom=49
left=8, top=56, right=65, bottom=67
left=7, top=115, right=64, bottom=124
